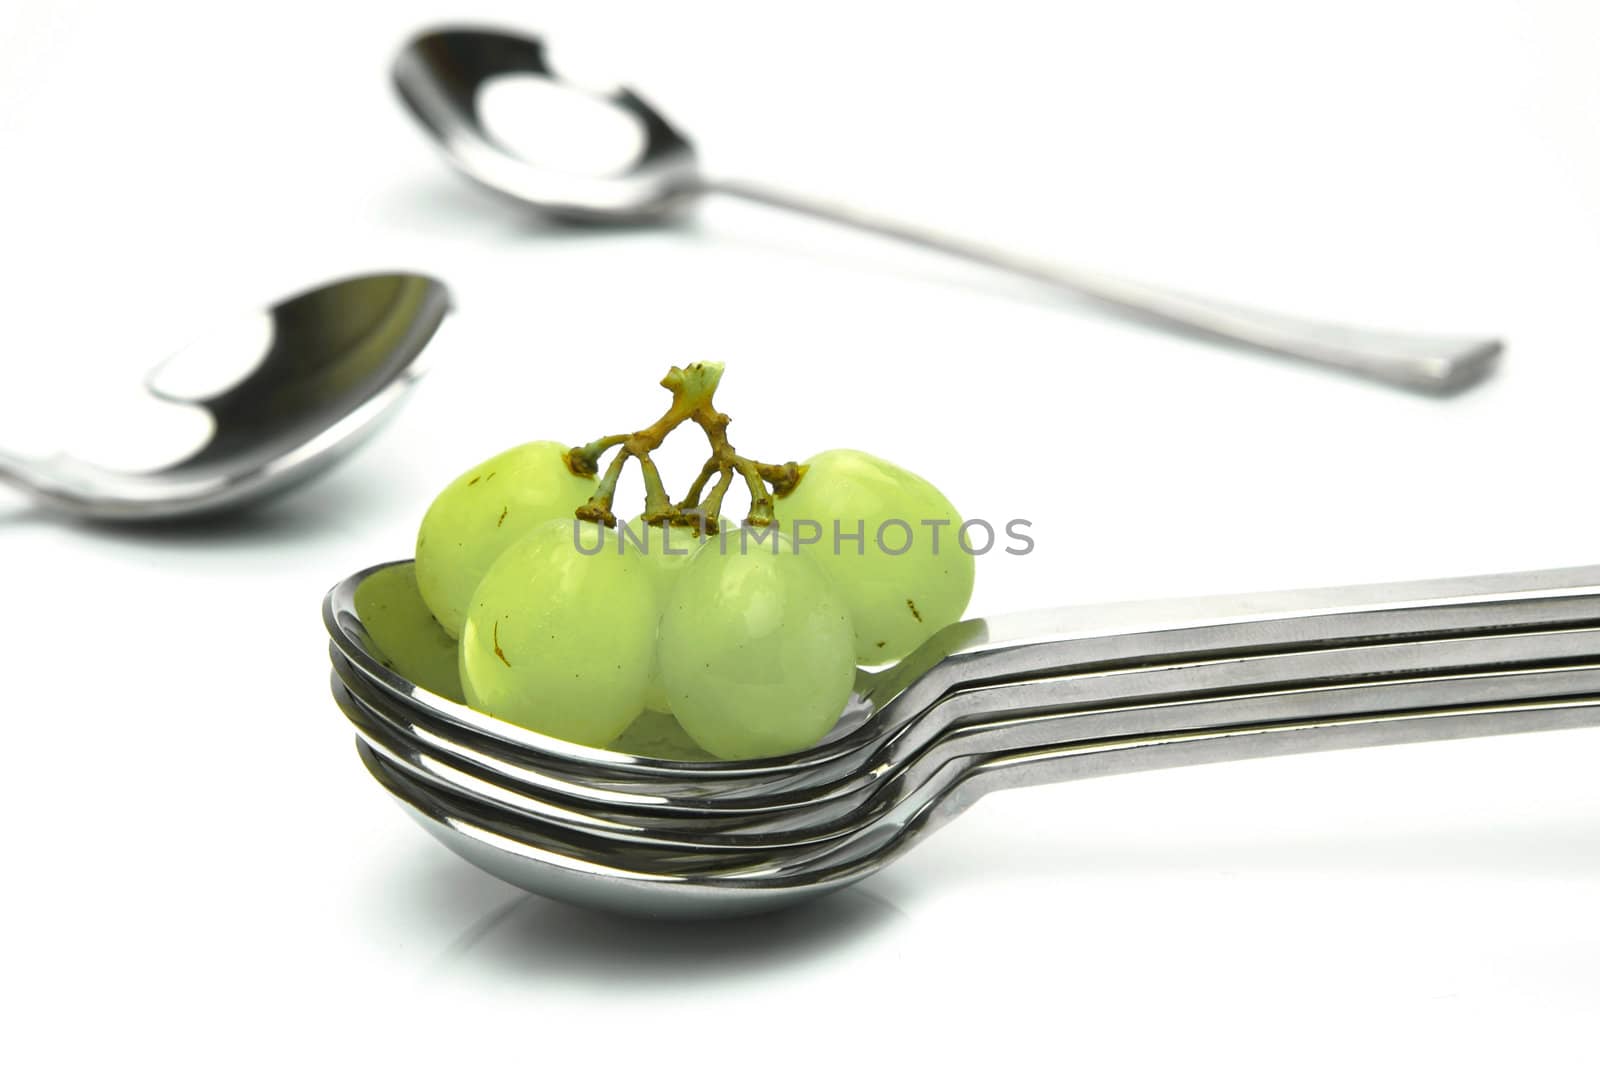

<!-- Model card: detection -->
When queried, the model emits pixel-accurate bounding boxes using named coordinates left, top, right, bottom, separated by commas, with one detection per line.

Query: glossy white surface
left=1, top=1, right=1597, bottom=1060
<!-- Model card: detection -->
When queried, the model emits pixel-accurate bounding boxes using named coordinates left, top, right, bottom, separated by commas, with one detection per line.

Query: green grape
left=776, top=448, right=974, bottom=664
left=609, top=709, right=713, bottom=761
left=625, top=517, right=707, bottom=597
left=459, top=519, right=657, bottom=748
left=352, top=562, right=465, bottom=703
left=624, top=517, right=709, bottom=712
left=415, top=440, right=595, bottom=638
left=657, top=530, right=856, bottom=760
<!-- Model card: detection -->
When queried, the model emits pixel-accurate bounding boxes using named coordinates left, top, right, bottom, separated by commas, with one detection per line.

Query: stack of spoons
left=324, top=561, right=1600, bottom=918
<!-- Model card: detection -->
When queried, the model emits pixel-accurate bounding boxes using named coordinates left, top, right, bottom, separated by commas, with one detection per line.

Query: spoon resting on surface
left=394, top=27, right=1500, bottom=394
left=0, top=273, right=451, bottom=522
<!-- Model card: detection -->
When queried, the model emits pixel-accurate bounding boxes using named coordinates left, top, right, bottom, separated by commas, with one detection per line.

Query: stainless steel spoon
left=339, top=659, right=1600, bottom=852
left=334, top=622, right=1600, bottom=824
left=394, top=27, right=1501, bottom=394
left=325, top=560, right=1600, bottom=804
left=0, top=273, right=451, bottom=521
left=356, top=691, right=1600, bottom=919
left=326, top=562, right=1600, bottom=917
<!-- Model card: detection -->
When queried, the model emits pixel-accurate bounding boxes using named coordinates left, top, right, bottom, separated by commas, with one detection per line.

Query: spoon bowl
left=0, top=273, right=451, bottom=521
left=394, top=28, right=699, bottom=223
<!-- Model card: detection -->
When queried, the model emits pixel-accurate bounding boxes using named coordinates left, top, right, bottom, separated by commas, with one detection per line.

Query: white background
left=2, top=1, right=1597, bottom=1060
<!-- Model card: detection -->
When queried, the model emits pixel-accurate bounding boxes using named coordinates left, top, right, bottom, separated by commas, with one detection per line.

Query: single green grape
left=609, top=709, right=714, bottom=761
left=624, top=517, right=707, bottom=601
left=624, top=517, right=709, bottom=712
left=352, top=562, right=465, bottom=703
left=415, top=441, right=595, bottom=638
left=776, top=448, right=974, bottom=664
left=459, top=519, right=657, bottom=748
left=657, top=530, right=856, bottom=760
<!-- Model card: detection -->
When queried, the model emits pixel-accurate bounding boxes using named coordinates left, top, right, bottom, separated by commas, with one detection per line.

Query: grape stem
left=564, top=362, right=806, bottom=530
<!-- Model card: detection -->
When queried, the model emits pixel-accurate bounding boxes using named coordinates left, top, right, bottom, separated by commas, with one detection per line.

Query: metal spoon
left=325, top=560, right=1600, bottom=805
left=334, top=622, right=1600, bottom=822
left=393, top=27, right=1501, bottom=394
left=326, top=562, right=1600, bottom=917
left=356, top=692, right=1600, bottom=919
left=339, top=659, right=1600, bottom=851
left=0, top=273, right=451, bottom=521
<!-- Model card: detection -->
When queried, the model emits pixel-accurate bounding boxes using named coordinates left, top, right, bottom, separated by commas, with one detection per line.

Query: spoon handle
left=880, top=564, right=1600, bottom=714
left=946, top=696, right=1600, bottom=825
left=890, top=631, right=1600, bottom=768
left=0, top=449, right=55, bottom=504
left=705, top=177, right=1501, bottom=394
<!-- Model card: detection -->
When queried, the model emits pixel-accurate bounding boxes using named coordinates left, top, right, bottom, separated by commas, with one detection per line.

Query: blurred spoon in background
left=0, top=272, right=451, bottom=522
left=394, top=26, right=1500, bottom=395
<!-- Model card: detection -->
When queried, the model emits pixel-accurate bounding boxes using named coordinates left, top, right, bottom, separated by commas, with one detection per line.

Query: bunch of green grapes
left=382, top=364, right=975, bottom=760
